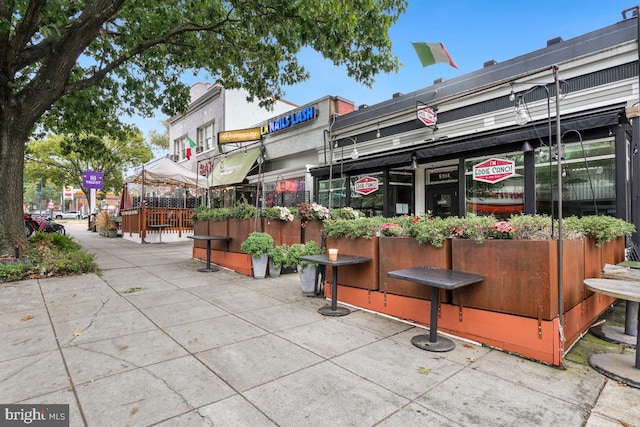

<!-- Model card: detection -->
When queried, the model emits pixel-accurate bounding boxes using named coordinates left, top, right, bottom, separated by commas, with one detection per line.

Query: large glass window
left=388, top=170, right=414, bottom=216
left=264, top=177, right=307, bottom=207
left=350, top=172, right=384, bottom=217
left=318, top=177, right=347, bottom=208
left=465, top=152, right=525, bottom=219
left=535, top=138, right=616, bottom=217
left=174, top=137, right=186, bottom=160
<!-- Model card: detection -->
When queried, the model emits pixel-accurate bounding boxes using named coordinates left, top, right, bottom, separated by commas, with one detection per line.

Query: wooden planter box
left=584, top=236, right=625, bottom=298
left=326, top=236, right=379, bottom=291
left=192, top=220, right=208, bottom=249
left=208, top=219, right=230, bottom=251
left=379, top=237, right=452, bottom=302
left=302, top=220, right=324, bottom=245
left=451, top=238, right=585, bottom=320
left=262, top=218, right=302, bottom=246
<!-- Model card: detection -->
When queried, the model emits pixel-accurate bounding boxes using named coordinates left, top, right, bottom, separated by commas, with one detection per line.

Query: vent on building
left=392, top=92, right=402, bottom=98
left=483, top=60, right=497, bottom=68
left=169, top=154, right=178, bottom=162
left=358, top=104, right=369, bottom=110
left=547, top=37, right=563, bottom=46
left=433, top=78, right=444, bottom=84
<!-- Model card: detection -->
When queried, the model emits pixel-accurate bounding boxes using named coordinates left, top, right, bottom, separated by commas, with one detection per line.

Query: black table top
left=388, top=266, right=484, bottom=290
left=188, top=235, right=231, bottom=241
left=299, top=254, right=372, bottom=267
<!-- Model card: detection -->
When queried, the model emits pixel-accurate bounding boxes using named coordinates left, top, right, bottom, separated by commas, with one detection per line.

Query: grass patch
left=0, top=232, right=98, bottom=282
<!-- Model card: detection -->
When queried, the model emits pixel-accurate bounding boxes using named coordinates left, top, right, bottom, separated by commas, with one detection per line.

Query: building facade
left=310, top=11, right=637, bottom=228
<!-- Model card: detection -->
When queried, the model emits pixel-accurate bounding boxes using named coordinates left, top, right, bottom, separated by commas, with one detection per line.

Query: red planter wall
left=326, top=236, right=379, bottom=291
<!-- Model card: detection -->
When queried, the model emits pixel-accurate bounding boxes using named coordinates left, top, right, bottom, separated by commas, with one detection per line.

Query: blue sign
left=262, top=106, right=316, bottom=135
left=82, top=171, right=104, bottom=189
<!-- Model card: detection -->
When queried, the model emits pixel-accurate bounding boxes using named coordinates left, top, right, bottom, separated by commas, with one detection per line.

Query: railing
left=121, top=207, right=195, bottom=238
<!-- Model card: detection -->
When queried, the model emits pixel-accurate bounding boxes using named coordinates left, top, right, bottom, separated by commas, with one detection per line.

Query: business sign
left=218, top=128, right=262, bottom=144
left=63, top=185, right=74, bottom=201
left=473, top=158, right=516, bottom=184
left=354, top=176, right=379, bottom=195
left=417, top=106, right=437, bottom=127
left=261, top=106, right=316, bottom=135
left=82, top=171, right=104, bottom=189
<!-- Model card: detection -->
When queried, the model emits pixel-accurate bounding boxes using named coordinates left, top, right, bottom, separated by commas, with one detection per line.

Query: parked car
left=53, top=211, right=82, bottom=219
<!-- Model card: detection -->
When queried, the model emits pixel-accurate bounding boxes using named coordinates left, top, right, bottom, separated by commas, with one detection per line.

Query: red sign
left=473, top=158, right=516, bottom=184
left=47, top=202, right=55, bottom=209
left=417, top=107, right=437, bottom=127
left=354, top=176, right=379, bottom=195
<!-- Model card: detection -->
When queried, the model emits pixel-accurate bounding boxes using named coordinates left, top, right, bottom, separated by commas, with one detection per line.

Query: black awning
left=309, top=107, right=623, bottom=177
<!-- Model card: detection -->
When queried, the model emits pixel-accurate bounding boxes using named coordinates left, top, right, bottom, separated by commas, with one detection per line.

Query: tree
left=25, top=131, right=153, bottom=206
left=148, top=121, right=170, bottom=152
left=0, top=0, right=406, bottom=256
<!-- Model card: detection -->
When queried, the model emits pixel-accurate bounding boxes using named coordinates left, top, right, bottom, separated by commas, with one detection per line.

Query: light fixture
left=514, top=97, right=531, bottom=125
left=509, top=82, right=516, bottom=102
left=376, top=123, right=381, bottom=138
left=411, top=153, right=418, bottom=169
left=521, top=141, right=534, bottom=153
left=350, top=137, right=359, bottom=160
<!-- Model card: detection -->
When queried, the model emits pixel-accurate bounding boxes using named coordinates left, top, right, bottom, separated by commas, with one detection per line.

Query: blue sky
left=134, top=1, right=632, bottom=137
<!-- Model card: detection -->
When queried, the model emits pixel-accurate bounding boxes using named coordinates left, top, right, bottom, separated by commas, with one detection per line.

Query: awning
left=208, top=148, right=260, bottom=186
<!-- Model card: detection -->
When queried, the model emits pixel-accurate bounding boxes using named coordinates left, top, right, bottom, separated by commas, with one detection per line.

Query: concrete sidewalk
left=1, top=221, right=639, bottom=426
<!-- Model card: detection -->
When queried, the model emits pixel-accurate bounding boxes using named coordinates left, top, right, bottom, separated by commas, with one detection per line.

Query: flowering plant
left=296, top=202, right=330, bottom=221
left=277, top=207, right=294, bottom=222
left=491, top=221, right=515, bottom=239
left=378, top=222, right=404, bottom=237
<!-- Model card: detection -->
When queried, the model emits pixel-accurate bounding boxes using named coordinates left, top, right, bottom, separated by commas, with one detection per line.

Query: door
left=426, top=184, right=459, bottom=218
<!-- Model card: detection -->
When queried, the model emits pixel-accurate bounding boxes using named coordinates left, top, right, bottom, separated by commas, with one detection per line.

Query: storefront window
left=465, top=153, right=525, bottom=219
left=350, top=172, right=384, bottom=217
left=318, top=177, right=347, bottom=208
left=264, top=177, right=307, bottom=207
left=535, top=138, right=616, bottom=217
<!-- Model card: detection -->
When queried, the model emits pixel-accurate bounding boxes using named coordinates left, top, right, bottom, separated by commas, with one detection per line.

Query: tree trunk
left=0, top=112, right=30, bottom=257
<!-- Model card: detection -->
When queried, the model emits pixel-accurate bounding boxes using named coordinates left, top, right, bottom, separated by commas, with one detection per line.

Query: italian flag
left=411, top=42, right=458, bottom=69
left=185, top=135, right=196, bottom=160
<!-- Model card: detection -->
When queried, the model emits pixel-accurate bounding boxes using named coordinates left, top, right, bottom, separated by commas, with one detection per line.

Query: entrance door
left=426, top=184, right=459, bottom=218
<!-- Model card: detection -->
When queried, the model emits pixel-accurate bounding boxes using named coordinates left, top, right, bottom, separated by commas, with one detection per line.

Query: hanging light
left=350, top=137, right=359, bottom=160
left=509, top=82, right=516, bottom=102
left=514, top=97, right=531, bottom=126
left=411, top=153, right=418, bottom=169
left=376, top=123, right=381, bottom=138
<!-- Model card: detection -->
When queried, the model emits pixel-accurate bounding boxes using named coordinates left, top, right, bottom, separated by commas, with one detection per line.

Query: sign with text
left=63, top=185, right=74, bottom=201
left=218, top=128, right=262, bottom=144
left=417, top=106, right=437, bottom=127
left=473, top=158, right=516, bottom=183
left=82, top=171, right=104, bottom=189
left=354, top=176, right=379, bottom=195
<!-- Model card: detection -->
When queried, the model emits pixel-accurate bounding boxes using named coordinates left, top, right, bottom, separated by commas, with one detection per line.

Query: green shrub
left=323, top=217, right=386, bottom=239
left=267, top=244, right=289, bottom=267
left=408, top=217, right=452, bottom=247
left=286, top=241, right=321, bottom=268
left=564, top=215, right=635, bottom=246
left=240, top=232, right=274, bottom=257
left=229, top=200, right=256, bottom=219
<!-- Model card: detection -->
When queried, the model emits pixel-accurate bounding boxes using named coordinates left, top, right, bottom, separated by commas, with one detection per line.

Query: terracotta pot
left=326, top=236, right=379, bottom=291
left=451, top=238, right=585, bottom=320
left=379, top=237, right=452, bottom=302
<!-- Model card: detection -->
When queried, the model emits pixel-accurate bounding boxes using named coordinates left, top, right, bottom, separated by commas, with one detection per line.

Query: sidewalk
left=1, top=221, right=639, bottom=426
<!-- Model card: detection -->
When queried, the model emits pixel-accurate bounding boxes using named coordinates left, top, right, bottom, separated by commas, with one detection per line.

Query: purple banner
left=82, top=171, right=104, bottom=189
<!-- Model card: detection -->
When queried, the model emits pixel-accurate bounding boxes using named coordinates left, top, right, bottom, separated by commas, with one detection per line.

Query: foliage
left=25, top=133, right=152, bottom=204
left=1, top=0, right=406, bottom=256
left=408, top=217, right=452, bottom=248
left=193, top=206, right=231, bottom=221
left=94, top=211, right=119, bottom=231
left=262, top=207, right=295, bottom=222
left=564, top=215, right=636, bottom=247
left=286, top=241, right=322, bottom=268
left=378, top=222, right=404, bottom=237
left=323, top=217, right=387, bottom=239
left=240, top=232, right=274, bottom=257
left=0, top=233, right=97, bottom=282
left=507, top=214, right=555, bottom=240
left=295, top=202, right=331, bottom=221
left=491, top=221, right=515, bottom=239
left=330, top=207, right=362, bottom=220
left=267, top=244, right=289, bottom=267
left=448, top=214, right=501, bottom=244
left=229, top=200, right=257, bottom=220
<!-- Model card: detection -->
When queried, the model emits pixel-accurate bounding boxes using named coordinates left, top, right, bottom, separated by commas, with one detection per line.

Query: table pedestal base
left=589, top=353, right=640, bottom=389
left=318, top=306, right=350, bottom=317
left=590, top=324, right=637, bottom=348
left=411, top=334, right=455, bottom=352
left=197, top=266, right=219, bottom=272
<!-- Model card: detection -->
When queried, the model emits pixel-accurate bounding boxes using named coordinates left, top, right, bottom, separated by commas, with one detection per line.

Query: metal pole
left=554, top=65, right=564, bottom=362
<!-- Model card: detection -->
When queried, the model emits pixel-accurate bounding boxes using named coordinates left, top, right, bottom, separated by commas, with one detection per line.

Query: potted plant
left=267, top=244, right=288, bottom=278
left=240, top=232, right=274, bottom=279
left=286, top=241, right=321, bottom=295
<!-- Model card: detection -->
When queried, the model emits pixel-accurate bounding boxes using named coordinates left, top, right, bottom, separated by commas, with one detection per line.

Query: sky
left=132, top=1, right=635, bottom=138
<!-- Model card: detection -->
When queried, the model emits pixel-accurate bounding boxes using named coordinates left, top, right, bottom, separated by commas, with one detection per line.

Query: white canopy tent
left=126, top=156, right=208, bottom=189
